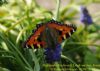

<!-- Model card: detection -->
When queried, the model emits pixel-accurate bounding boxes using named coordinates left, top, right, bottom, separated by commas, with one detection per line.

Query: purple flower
left=44, top=44, right=61, bottom=63
left=80, top=6, right=93, bottom=25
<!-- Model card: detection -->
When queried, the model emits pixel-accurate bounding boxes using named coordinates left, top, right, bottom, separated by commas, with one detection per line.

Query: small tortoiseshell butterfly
left=24, top=19, right=76, bottom=48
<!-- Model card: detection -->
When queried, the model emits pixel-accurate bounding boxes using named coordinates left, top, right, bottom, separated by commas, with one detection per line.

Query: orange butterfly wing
left=47, top=20, right=76, bottom=43
left=24, top=24, right=46, bottom=48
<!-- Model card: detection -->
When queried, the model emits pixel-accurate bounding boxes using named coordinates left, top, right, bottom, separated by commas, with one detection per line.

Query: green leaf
left=84, top=50, right=99, bottom=64
left=0, top=67, right=10, bottom=71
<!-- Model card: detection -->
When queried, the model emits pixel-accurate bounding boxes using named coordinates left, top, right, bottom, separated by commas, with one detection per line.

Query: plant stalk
left=55, top=0, right=61, bottom=20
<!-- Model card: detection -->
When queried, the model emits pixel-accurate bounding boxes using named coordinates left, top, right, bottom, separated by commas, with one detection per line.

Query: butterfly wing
left=23, top=19, right=77, bottom=48
left=47, top=20, right=76, bottom=43
left=24, top=23, right=46, bottom=48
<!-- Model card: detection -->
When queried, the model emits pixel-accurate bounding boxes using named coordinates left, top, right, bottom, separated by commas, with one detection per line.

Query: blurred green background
left=0, top=0, right=100, bottom=71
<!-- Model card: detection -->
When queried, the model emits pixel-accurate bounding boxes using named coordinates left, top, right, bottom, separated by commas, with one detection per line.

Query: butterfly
left=23, top=19, right=76, bottom=48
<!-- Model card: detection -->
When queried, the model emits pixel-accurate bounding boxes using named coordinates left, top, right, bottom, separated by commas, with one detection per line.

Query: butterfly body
left=24, top=19, right=76, bottom=48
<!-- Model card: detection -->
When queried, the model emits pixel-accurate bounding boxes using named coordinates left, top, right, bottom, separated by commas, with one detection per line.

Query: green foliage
left=0, top=0, right=100, bottom=71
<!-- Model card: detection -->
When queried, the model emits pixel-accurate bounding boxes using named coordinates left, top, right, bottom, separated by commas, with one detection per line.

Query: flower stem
left=55, top=0, right=61, bottom=20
